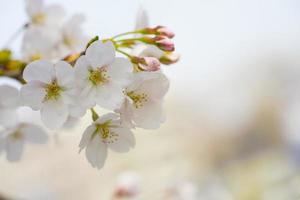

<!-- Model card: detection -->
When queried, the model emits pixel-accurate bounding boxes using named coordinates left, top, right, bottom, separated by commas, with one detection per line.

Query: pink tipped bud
left=160, top=52, right=180, bottom=65
left=141, top=26, right=175, bottom=38
left=154, top=36, right=175, bottom=52
left=155, top=26, right=175, bottom=38
left=132, top=56, right=161, bottom=71
left=140, top=57, right=161, bottom=71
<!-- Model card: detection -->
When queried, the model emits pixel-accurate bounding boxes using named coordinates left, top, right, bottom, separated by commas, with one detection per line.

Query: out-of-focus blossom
left=21, top=26, right=61, bottom=62
left=58, top=14, right=88, bottom=56
left=20, top=60, right=76, bottom=129
left=135, top=6, right=149, bottom=30
left=113, top=171, right=140, bottom=198
left=118, top=72, right=169, bottom=129
left=0, top=85, right=19, bottom=127
left=165, top=181, right=199, bottom=200
left=74, top=41, right=132, bottom=110
left=79, top=113, right=135, bottom=169
left=26, top=0, right=65, bottom=26
left=0, top=123, right=47, bottom=162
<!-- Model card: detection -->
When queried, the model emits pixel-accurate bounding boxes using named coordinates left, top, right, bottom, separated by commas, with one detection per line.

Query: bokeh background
left=1, top=0, right=300, bottom=199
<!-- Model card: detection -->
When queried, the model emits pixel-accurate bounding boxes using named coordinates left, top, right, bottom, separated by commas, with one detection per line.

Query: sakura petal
left=108, top=57, right=133, bottom=87
left=41, top=99, right=68, bottom=129
left=6, top=139, right=24, bottom=162
left=85, top=134, right=107, bottom=169
left=21, top=124, right=48, bottom=144
left=132, top=100, right=163, bottom=129
left=23, top=60, right=55, bottom=83
left=55, top=61, right=75, bottom=88
left=0, top=85, right=19, bottom=108
left=85, top=41, right=115, bottom=68
left=20, top=82, right=46, bottom=110
left=107, top=128, right=135, bottom=153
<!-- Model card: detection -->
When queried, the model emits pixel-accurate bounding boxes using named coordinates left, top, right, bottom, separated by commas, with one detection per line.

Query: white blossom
left=22, top=26, right=61, bottom=62
left=0, top=123, right=47, bottom=162
left=20, top=60, right=76, bottom=129
left=0, top=85, right=19, bottom=127
left=58, top=14, right=88, bottom=57
left=118, top=72, right=169, bottom=129
left=74, top=40, right=132, bottom=110
left=79, top=113, right=135, bottom=169
left=26, top=0, right=65, bottom=26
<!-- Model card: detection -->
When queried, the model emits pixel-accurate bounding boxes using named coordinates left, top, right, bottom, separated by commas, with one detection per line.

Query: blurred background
left=1, top=0, right=300, bottom=199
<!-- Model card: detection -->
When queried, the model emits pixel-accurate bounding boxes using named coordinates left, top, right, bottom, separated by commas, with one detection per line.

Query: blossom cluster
left=0, top=0, right=179, bottom=169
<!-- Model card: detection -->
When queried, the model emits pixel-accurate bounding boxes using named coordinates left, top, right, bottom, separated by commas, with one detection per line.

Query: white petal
left=74, top=55, right=90, bottom=84
left=95, top=113, right=120, bottom=124
left=108, top=57, right=133, bottom=87
left=135, top=6, right=149, bottom=29
left=41, top=99, right=68, bottom=129
left=55, top=61, right=75, bottom=88
left=6, top=139, right=24, bottom=162
left=107, top=127, right=135, bottom=153
left=86, top=41, right=115, bottom=68
left=21, top=124, right=48, bottom=144
left=95, top=84, right=124, bottom=110
left=23, top=60, right=55, bottom=83
left=132, top=100, right=163, bottom=129
left=136, top=72, right=169, bottom=100
left=0, top=85, right=19, bottom=108
left=20, top=82, right=46, bottom=110
left=45, top=4, right=65, bottom=24
left=25, top=0, right=44, bottom=17
left=79, top=124, right=95, bottom=151
left=0, top=132, right=6, bottom=153
left=0, top=109, right=18, bottom=127
left=85, top=134, right=108, bottom=169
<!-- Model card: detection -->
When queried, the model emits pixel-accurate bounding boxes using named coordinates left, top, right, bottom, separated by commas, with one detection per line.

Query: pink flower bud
left=139, top=57, right=161, bottom=71
left=160, top=52, right=180, bottom=65
left=154, top=36, right=175, bottom=52
left=155, top=26, right=175, bottom=38
left=132, top=56, right=161, bottom=71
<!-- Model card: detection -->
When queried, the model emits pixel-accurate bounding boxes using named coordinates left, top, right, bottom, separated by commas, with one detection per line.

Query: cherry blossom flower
left=74, top=40, right=133, bottom=110
left=118, top=72, right=169, bottom=129
left=0, top=123, right=47, bottom=162
left=20, top=60, right=76, bottom=129
left=58, top=14, right=88, bottom=56
left=26, top=0, right=65, bottom=26
left=79, top=113, right=135, bottom=169
left=22, top=26, right=61, bottom=62
left=0, top=85, right=19, bottom=127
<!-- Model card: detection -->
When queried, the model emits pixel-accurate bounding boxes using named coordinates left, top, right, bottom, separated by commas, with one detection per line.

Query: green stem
left=116, top=49, right=132, bottom=58
left=111, top=30, right=141, bottom=39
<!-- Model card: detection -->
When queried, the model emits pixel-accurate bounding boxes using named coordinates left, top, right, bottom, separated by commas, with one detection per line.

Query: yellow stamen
left=127, top=91, right=148, bottom=108
left=44, top=81, right=61, bottom=101
left=89, top=67, right=109, bottom=86
left=32, top=13, right=46, bottom=24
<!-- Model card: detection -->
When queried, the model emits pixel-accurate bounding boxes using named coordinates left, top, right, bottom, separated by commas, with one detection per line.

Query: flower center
left=30, top=53, right=42, bottom=61
left=88, top=67, right=109, bottom=86
left=126, top=91, right=148, bottom=108
left=44, top=81, right=61, bottom=101
left=32, top=13, right=46, bottom=24
left=63, top=36, right=74, bottom=47
left=10, top=131, right=23, bottom=140
left=94, top=121, right=119, bottom=144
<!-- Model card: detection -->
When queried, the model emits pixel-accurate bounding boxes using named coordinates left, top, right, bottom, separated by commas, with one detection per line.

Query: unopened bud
left=160, top=52, right=180, bottom=65
left=141, top=26, right=175, bottom=38
left=132, top=56, right=161, bottom=72
left=153, top=36, right=175, bottom=52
